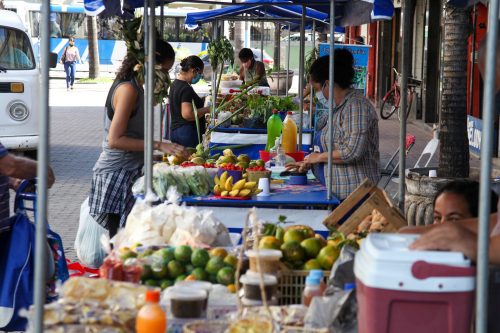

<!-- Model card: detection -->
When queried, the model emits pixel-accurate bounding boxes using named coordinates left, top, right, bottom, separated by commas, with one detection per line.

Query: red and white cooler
left=355, top=233, right=476, bottom=333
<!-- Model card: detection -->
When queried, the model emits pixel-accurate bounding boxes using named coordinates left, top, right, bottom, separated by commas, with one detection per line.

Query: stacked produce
left=111, top=245, right=238, bottom=292
left=213, top=171, right=260, bottom=198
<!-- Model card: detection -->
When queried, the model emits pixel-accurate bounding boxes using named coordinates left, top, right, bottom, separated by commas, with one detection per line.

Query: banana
left=221, top=190, right=229, bottom=197
left=253, top=188, right=263, bottom=195
left=213, top=184, right=222, bottom=196
left=214, top=175, right=220, bottom=185
left=229, top=189, right=240, bottom=197
left=219, top=172, right=228, bottom=187
left=233, top=179, right=246, bottom=191
left=243, top=181, right=257, bottom=189
left=239, top=189, right=252, bottom=197
left=243, top=173, right=248, bottom=179
left=225, top=176, right=233, bottom=192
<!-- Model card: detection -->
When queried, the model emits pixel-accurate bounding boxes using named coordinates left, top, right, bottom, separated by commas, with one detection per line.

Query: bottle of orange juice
left=282, top=111, right=297, bottom=153
left=136, top=290, right=167, bottom=333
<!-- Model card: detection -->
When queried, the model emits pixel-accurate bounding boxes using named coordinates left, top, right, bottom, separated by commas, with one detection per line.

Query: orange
left=209, top=247, right=228, bottom=259
left=317, top=245, right=340, bottom=270
left=258, top=236, right=282, bottom=250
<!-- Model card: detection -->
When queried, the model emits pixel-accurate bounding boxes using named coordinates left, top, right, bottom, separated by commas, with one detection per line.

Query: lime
left=206, top=256, right=225, bottom=274
left=216, top=267, right=235, bottom=286
left=151, top=262, right=169, bottom=279
left=175, top=274, right=187, bottom=282
left=209, top=273, right=218, bottom=284
left=138, top=248, right=155, bottom=258
left=160, top=279, right=174, bottom=290
left=185, top=264, right=195, bottom=274
left=223, top=255, right=238, bottom=269
left=154, top=247, right=175, bottom=262
left=167, top=260, right=185, bottom=279
left=144, top=279, right=159, bottom=287
left=191, top=267, right=208, bottom=281
left=283, top=230, right=306, bottom=244
left=191, top=249, right=210, bottom=268
left=275, top=227, right=285, bottom=243
left=141, top=264, right=153, bottom=281
left=303, top=259, right=322, bottom=270
left=280, top=241, right=306, bottom=263
left=174, top=245, right=193, bottom=263
left=300, top=238, right=324, bottom=259
left=317, top=245, right=341, bottom=270
left=119, top=249, right=137, bottom=261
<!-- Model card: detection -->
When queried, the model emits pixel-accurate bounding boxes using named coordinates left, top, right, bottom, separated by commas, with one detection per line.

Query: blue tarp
left=185, top=0, right=329, bottom=29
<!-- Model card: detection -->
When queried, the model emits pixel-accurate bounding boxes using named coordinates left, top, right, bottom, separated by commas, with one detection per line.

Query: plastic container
left=168, top=288, right=208, bottom=319
left=265, top=110, right=283, bottom=151
left=247, top=170, right=272, bottom=184
left=246, top=249, right=282, bottom=275
left=175, top=281, right=213, bottom=294
left=355, top=233, right=476, bottom=333
left=282, top=112, right=298, bottom=153
left=240, top=271, right=278, bottom=301
left=302, top=276, right=322, bottom=307
left=136, top=290, right=167, bottom=333
left=309, top=270, right=327, bottom=294
left=277, top=269, right=330, bottom=305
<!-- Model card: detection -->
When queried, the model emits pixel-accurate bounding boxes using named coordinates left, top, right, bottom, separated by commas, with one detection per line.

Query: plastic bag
left=304, top=291, right=357, bottom=332
left=74, top=198, right=107, bottom=269
left=326, top=245, right=358, bottom=294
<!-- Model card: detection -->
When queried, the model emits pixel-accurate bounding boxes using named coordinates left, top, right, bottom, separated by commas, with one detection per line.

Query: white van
left=0, top=9, right=55, bottom=155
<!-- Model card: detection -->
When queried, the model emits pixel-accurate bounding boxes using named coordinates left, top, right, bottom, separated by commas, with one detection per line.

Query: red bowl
left=259, top=150, right=305, bottom=162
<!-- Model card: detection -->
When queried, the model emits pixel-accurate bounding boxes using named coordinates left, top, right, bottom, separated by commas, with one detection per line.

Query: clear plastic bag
left=74, top=198, right=107, bottom=269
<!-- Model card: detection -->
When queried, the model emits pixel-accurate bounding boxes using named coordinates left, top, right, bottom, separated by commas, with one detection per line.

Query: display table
left=182, top=181, right=339, bottom=233
left=209, top=127, right=313, bottom=160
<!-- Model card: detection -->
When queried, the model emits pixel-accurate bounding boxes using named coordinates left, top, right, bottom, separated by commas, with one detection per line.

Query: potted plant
left=267, top=65, right=294, bottom=95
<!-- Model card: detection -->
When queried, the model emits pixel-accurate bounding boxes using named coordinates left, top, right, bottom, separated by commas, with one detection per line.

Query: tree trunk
left=233, top=21, right=244, bottom=65
left=86, top=16, right=100, bottom=79
left=273, top=23, right=280, bottom=70
left=438, top=4, right=470, bottom=178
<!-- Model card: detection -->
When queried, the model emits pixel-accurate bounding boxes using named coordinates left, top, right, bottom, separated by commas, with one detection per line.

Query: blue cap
left=305, top=276, right=321, bottom=286
left=309, top=270, right=324, bottom=279
left=344, top=282, right=356, bottom=291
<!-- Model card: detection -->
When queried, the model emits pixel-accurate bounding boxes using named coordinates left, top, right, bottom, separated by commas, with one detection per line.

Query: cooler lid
left=362, top=233, right=470, bottom=266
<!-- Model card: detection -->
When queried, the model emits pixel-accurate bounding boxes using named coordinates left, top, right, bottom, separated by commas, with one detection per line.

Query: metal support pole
left=468, top=4, right=477, bottom=118
left=260, top=21, right=264, bottom=64
left=298, top=5, right=306, bottom=150
left=476, top=1, right=499, bottom=331
left=144, top=0, right=155, bottom=197
left=33, top=1, right=50, bottom=331
left=310, top=20, right=316, bottom=129
left=327, top=0, right=335, bottom=200
left=160, top=0, right=165, bottom=142
left=398, top=0, right=411, bottom=211
left=286, top=25, right=291, bottom=97
left=211, top=20, right=218, bottom=126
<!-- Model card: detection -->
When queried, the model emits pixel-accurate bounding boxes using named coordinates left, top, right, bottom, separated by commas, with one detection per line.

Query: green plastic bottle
left=265, top=110, right=283, bottom=151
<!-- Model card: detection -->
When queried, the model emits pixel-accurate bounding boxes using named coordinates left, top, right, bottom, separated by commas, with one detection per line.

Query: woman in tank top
left=88, top=39, right=188, bottom=238
left=238, top=48, right=269, bottom=87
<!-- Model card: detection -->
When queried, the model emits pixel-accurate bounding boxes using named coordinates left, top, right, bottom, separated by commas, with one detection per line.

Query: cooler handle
left=411, top=260, right=476, bottom=280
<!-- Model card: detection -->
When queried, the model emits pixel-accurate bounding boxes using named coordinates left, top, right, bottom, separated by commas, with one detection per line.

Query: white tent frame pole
left=33, top=0, right=50, bottom=331
left=298, top=4, right=306, bottom=150
left=327, top=0, right=335, bottom=200
left=211, top=20, right=218, bottom=126
left=310, top=20, right=316, bottom=129
left=144, top=0, right=155, bottom=197
left=476, top=0, right=499, bottom=331
left=286, top=25, right=291, bottom=97
left=398, top=0, right=411, bottom=211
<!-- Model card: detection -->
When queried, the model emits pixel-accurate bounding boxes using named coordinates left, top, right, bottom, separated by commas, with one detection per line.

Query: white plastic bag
left=74, top=198, right=107, bottom=268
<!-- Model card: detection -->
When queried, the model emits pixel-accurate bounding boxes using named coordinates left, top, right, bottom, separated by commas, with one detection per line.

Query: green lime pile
left=136, top=246, right=237, bottom=289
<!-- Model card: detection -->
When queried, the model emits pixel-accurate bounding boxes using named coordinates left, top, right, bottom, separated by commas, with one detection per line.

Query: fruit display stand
left=209, top=127, right=313, bottom=160
left=322, top=179, right=408, bottom=234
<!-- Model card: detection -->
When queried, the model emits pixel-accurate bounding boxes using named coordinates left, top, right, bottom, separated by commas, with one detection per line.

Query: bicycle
left=380, top=68, right=421, bottom=121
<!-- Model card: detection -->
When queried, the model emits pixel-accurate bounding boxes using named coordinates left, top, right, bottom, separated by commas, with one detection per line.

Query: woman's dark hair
left=433, top=180, right=499, bottom=217
left=69, top=37, right=75, bottom=42
left=180, top=55, right=204, bottom=72
left=116, top=39, right=174, bottom=80
left=238, top=48, right=254, bottom=61
left=309, top=49, right=355, bottom=89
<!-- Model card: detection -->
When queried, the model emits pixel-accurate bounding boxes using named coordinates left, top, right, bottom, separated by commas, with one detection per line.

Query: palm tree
left=86, top=16, right=100, bottom=79
left=438, top=4, right=470, bottom=178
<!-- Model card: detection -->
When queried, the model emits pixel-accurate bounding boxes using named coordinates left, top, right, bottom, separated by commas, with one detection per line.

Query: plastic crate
left=277, top=270, right=330, bottom=305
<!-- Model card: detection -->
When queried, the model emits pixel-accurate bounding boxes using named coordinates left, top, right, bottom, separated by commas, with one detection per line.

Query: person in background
left=169, top=55, right=211, bottom=148
left=60, top=37, right=82, bottom=91
left=238, top=48, right=269, bottom=87
left=89, top=39, right=188, bottom=238
left=433, top=180, right=498, bottom=224
left=286, top=50, right=380, bottom=200
left=0, top=142, right=55, bottom=228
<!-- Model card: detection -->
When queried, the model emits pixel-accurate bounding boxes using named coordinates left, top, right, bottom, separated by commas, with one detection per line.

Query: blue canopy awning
left=185, top=0, right=329, bottom=29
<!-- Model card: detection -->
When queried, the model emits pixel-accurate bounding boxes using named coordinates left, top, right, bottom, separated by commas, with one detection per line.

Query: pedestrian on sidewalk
left=60, top=37, right=82, bottom=91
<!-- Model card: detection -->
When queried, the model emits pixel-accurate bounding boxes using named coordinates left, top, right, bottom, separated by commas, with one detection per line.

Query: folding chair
left=379, top=134, right=416, bottom=189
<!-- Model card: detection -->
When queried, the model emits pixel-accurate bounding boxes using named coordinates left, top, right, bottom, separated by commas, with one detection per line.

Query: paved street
left=43, top=77, right=436, bottom=262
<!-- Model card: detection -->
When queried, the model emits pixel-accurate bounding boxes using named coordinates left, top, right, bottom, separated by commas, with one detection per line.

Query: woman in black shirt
left=169, top=56, right=211, bottom=148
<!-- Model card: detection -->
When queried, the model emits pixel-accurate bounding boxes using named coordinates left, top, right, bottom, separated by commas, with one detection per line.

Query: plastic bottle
left=265, top=110, right=283, bottom=151
left=136, top=290, right=167, bottom=333
left=302, top=276, right=322, bottom=307
left=309, top=270, right=326, bottom=295
left=282, top=111, right=298, bottom=153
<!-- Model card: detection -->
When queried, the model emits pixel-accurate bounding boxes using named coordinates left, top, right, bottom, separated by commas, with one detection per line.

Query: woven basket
left=183, top=320, right=230, bottom=333
left=277, top=270, right=330, bottom=305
